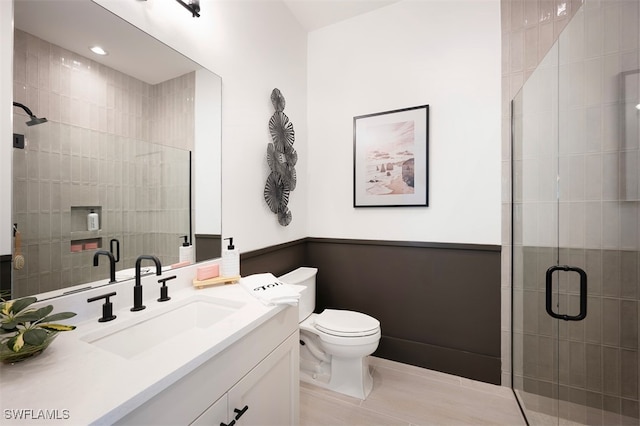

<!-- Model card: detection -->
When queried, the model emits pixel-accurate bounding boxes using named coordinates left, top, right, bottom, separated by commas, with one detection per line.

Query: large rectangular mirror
left=9, top=0, right=221, bottom=300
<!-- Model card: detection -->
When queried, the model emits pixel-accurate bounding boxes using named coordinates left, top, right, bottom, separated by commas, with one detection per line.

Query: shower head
left=25, top=116, right=48, bottom=126
left=12, top=102, right=48, bottom=126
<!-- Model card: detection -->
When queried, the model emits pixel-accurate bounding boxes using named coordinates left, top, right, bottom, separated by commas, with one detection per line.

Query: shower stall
left=512, top=0, right=639, bottom=424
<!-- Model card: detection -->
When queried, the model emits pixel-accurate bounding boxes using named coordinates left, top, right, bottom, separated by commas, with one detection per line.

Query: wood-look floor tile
left=369, top=357, right=462, bottom=386
left=459, top=377, right=516, bottom=399
left=300, top=381, right=363, bottom=406
left=361, top=366, right=525, bottom=425
left=300, top=357, right=526, bottom=426
left=300, top=386, right=410, bottom=425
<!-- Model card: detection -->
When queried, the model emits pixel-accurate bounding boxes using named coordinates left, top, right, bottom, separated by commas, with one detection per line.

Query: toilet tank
left=278, top=267, right=317, bottom=322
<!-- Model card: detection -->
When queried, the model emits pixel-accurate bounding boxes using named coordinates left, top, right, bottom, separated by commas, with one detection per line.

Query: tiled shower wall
left=514, top=247, right=639, bottom=422
left=501, top=0, right=584, bottom=386
left=12, top=29, right=194, bottom=297
left=508, top=0, right=640, bottom=423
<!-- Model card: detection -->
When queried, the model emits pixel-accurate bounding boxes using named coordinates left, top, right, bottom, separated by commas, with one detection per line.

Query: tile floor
left=300, top=357, right=526, bottom=425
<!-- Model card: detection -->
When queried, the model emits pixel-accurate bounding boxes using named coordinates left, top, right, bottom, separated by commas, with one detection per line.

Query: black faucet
left=109, top=238, right=120, bottom=263
left=93, top=250, right=116, bottom=283
left=132, top=255, right=162, bottom=312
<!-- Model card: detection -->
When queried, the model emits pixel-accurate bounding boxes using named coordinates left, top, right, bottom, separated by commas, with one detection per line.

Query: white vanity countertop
left=0, top=281, right=284, bottom=425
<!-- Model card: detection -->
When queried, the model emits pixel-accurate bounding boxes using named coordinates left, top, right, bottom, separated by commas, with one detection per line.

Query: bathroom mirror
left=10, top=0, right=222, bottom=299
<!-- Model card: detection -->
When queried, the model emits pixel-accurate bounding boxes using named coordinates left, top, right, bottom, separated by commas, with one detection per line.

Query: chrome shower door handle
left=545, top=265, right=587, bottom=321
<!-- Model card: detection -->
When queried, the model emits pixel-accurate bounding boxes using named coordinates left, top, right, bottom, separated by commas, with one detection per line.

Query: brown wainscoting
left=376, top=336, right=500, bottom=384
left=0, top=254, right=12, bottom=298
left=240, top=237, right=502, bottom=384
left=240, top=238, right=308, bottom=277
left=194, top=234, right=222, bottom=262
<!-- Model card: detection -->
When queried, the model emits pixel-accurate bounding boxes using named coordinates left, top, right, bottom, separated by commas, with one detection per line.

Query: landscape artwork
left=353, top=105, right=428, bottom=207
left=363, top=120, right=416, bottom=196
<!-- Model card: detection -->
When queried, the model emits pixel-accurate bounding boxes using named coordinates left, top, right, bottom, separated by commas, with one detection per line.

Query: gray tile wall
left=12, top=30, right=194, bottom=297
left=508, top=0, right=640, bottom=422
left=514, top=247, right=639, bottom=422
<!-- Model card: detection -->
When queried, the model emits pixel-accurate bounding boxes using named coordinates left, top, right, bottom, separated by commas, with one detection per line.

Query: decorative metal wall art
left=264, top=88, right=297, bottom=226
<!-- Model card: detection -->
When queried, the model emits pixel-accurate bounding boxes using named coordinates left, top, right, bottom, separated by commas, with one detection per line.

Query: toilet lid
left=315, top=309, right=380, bottom=337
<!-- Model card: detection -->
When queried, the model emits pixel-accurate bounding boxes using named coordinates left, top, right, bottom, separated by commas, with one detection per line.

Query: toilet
left=278, top=267, right=381, bottom=400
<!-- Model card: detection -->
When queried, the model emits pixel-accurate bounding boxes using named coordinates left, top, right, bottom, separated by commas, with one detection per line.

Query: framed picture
left=353, top=105, right=429, bottom=207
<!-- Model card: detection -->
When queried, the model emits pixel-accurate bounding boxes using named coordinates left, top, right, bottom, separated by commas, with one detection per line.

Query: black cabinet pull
left=233, top=405, right=249, bottom=420
left=220, top=421, right=235, bottom=426
left=545, top=265, right=587, bottom=321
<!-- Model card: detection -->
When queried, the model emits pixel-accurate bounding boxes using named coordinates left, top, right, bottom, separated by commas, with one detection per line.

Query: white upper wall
left=1, top=0, right=502, bottom=257
left=307, top=0, right=502, bottom=245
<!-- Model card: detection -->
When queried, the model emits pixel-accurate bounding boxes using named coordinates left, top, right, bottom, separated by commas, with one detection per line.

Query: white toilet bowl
left=299, top=310, right=380, bottom=399
left=278, top=267, right=382, bottom=400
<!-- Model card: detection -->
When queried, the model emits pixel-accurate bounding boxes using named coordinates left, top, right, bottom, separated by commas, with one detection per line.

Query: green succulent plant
left=0, top=297, right=76, bottom=353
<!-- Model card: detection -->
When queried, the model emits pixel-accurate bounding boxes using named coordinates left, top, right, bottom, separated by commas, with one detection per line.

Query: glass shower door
left=513, top=1, right=640, bottom=424
left=512, top=38, right=563, bottom=424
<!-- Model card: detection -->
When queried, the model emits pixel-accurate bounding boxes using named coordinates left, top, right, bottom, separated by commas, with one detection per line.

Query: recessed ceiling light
left=636, top=103, right=640, bottom=111
left=89, top=46, right=108, bottom=56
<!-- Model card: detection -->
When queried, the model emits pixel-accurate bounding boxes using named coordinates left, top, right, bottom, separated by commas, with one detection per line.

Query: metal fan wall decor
left=264, top=88, right=296, bottom=226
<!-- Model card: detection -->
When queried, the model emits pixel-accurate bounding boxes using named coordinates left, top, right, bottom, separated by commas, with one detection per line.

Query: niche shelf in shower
left=70, top=237, right=102, bottom=253
left=70, top=206, right=102, bottom=233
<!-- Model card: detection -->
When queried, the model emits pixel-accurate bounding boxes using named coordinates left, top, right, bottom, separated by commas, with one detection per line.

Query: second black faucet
left=132, top=255, right=162, bottom=312
left=93, top=250, right=116, bottom=283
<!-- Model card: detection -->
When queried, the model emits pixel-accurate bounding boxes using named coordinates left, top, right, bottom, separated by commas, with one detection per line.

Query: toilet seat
left=315, top=309, right=380, bottom=337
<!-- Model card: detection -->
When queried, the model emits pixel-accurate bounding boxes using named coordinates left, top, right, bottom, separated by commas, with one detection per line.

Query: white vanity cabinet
left=115, top=306, right=299, bottom=425
left=192, top=332, right=299, bottom=426
left=191, top=395, right=228, bottom=425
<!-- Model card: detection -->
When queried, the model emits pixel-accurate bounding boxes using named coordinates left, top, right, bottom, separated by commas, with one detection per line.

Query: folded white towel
left=239, top=273, right=305, bottom=306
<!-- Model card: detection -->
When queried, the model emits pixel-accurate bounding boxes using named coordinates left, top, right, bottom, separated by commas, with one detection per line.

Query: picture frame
left=353, top=105, right=429, bottom=207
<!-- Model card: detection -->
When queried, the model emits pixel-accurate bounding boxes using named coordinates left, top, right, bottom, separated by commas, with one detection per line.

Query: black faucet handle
left=157, top=275, right=177, bottom=302
left=158, top=275, right=177, bottom=285
left=87, top=292, right=117, bottom=322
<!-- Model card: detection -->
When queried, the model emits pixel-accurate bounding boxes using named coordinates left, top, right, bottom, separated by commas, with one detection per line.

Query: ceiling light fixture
left=89, top=46, right=108, bottom=56
left=175, top=0, right=200, bottom=17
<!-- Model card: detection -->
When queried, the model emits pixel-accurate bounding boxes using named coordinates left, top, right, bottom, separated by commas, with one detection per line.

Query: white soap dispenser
left=222, top=237, right=240, bottom=277
left=87, top=209, right=99, bottom=231
left=179, top=235, right=194, bottom=264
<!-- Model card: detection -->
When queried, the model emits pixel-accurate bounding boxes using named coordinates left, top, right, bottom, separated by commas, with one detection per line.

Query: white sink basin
left=81, top=295, right=244, bottom=359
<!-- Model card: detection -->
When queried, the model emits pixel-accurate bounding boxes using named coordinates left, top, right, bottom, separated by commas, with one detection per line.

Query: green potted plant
left=0, top=296, right=76, bottom=363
